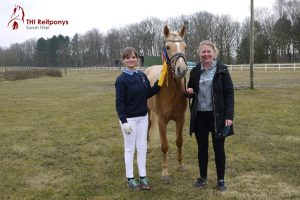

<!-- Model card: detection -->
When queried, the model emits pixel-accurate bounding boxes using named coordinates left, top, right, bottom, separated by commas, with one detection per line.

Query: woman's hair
left=198, top=40, right=219, bottom=59
left=122, top=47, right=138, bottom=59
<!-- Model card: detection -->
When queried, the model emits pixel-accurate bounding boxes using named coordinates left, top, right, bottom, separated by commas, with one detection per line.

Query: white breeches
left=120, top=114, right=148, bottom=178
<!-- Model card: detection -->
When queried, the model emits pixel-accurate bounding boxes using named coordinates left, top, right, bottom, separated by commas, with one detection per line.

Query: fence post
left=294, top=63, right=296, bottom=71
left=279, top=64, right=281, bottom=71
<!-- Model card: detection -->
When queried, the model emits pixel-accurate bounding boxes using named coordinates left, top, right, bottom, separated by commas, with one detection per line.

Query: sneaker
left=139, top=177, right=151, bottom=190
left=127, top=179, right=140, bottom=191
left=217, top=179, right=227, bottom=192
left=193, top=177, right=207, bottom=188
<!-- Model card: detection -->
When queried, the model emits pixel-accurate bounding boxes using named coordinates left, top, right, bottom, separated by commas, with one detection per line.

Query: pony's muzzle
left=173, top=56, right=187, bottom=78
left=175, top=66, right=187, bottom=78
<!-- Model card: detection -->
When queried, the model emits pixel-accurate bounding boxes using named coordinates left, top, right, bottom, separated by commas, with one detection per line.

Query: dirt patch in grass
left=26, top=170, right=70, bottom=190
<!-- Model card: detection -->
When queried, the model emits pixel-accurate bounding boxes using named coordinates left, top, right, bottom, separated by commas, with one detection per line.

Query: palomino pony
left=144, top=25, right=188, bottom=182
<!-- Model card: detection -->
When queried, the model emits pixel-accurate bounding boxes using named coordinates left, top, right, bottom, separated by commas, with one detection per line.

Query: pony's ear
left=164, top=25, right=170, bottom=37
left=178, top=25, right=186, bottom=37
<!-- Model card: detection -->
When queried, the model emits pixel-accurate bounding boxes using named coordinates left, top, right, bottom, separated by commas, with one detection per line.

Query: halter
left=162, top=39, right=187, bottom=73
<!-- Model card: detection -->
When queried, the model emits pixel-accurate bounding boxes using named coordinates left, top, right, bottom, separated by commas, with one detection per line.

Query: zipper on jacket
left=212, top=86, right=217, bottom=134
left=212, top=70, right=219, bottom=135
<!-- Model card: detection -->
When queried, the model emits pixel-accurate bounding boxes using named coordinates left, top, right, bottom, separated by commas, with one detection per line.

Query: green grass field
left=0, top=70, right=299, bottom=199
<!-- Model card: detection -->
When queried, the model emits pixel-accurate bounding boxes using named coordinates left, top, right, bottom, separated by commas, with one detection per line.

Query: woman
left=115, top=47, right=162, bottom=191
left=185, top=40, right=234, bottom=192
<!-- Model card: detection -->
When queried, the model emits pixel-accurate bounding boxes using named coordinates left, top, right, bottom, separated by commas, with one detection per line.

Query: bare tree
left=186, top=11, right=215, bottom=61
left=212, top=15, right=240, bottom=64
left=286, top=0, right=300, bottom=61
left=273, top=14, right=292, bottom=62
left=138, top=18, right=164, bottom=56
left=105, top=28, right=122, bottom=66
left=83, top=28, right=105, bottom=66
left=274, top=0, right=287, bottom=18
left=22, top=39, right=36, bottom=66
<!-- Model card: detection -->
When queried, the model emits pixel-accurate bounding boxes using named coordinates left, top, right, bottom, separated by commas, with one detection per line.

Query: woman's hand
left=185, top=88, right=194, bottom=95
left=225, top=119, right=233, bottom=126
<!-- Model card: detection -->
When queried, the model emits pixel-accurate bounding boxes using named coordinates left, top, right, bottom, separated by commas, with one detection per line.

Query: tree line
left=0, top=0, right=299, bottom=67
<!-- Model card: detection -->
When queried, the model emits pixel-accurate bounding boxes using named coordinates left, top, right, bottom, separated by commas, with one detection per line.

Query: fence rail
left=0, top=66, right=122, bottom=72
left=227, top=63, right=300, bottom=71
left=1, top=63, right=300, bottom=72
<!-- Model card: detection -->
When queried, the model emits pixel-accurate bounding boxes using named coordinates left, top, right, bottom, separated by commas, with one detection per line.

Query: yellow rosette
left=158, top=60, right=167, bottom=86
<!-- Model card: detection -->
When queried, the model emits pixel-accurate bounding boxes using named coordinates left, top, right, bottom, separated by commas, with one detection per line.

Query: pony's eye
left=166, top=46, right=170, bottom=50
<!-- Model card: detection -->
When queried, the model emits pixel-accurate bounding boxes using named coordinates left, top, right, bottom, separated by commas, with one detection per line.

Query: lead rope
left=184, top=77, right=191, bottom=108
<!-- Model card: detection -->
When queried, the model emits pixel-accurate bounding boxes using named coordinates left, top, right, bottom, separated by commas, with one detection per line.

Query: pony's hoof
left=177, top=165, right=187, bottom=172
left=161, top=175, right=172, bottom=184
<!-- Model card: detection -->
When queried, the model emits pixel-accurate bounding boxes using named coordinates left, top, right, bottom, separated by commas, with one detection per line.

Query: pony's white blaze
left=175, top=42, right=180, bottom=52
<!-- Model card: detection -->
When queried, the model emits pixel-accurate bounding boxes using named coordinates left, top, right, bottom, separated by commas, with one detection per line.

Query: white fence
left=1, top=63, right=300, bottom=72
left=0, top=66, right=121, bottom=72
left=227, top=63, right=300, bottom=71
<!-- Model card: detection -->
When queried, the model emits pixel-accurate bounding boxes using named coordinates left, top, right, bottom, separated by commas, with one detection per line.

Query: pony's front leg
left=158, top=119, right=170, bottom=182
left=176, top=117, right=186, bottom=172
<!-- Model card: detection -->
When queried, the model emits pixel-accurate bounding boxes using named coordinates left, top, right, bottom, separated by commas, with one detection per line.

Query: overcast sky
left=0, top=0, right=275, bottom=48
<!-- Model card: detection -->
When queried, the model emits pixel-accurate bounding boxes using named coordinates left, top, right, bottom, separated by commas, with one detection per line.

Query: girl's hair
left=198, top=40, right=219, bottom=59
left=122, top=47, right=138, bottom=59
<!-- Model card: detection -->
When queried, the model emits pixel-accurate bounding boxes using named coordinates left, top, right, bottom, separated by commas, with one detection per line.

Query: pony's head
left=162, top=25, right=187, bottom=78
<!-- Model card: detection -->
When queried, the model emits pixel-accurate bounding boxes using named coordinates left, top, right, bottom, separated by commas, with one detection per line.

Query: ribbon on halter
left=162, top=48, right=170, bottom=64
left=158, top=49, right=168, bottom=87
left=158, top=59, right=168, bottom=87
